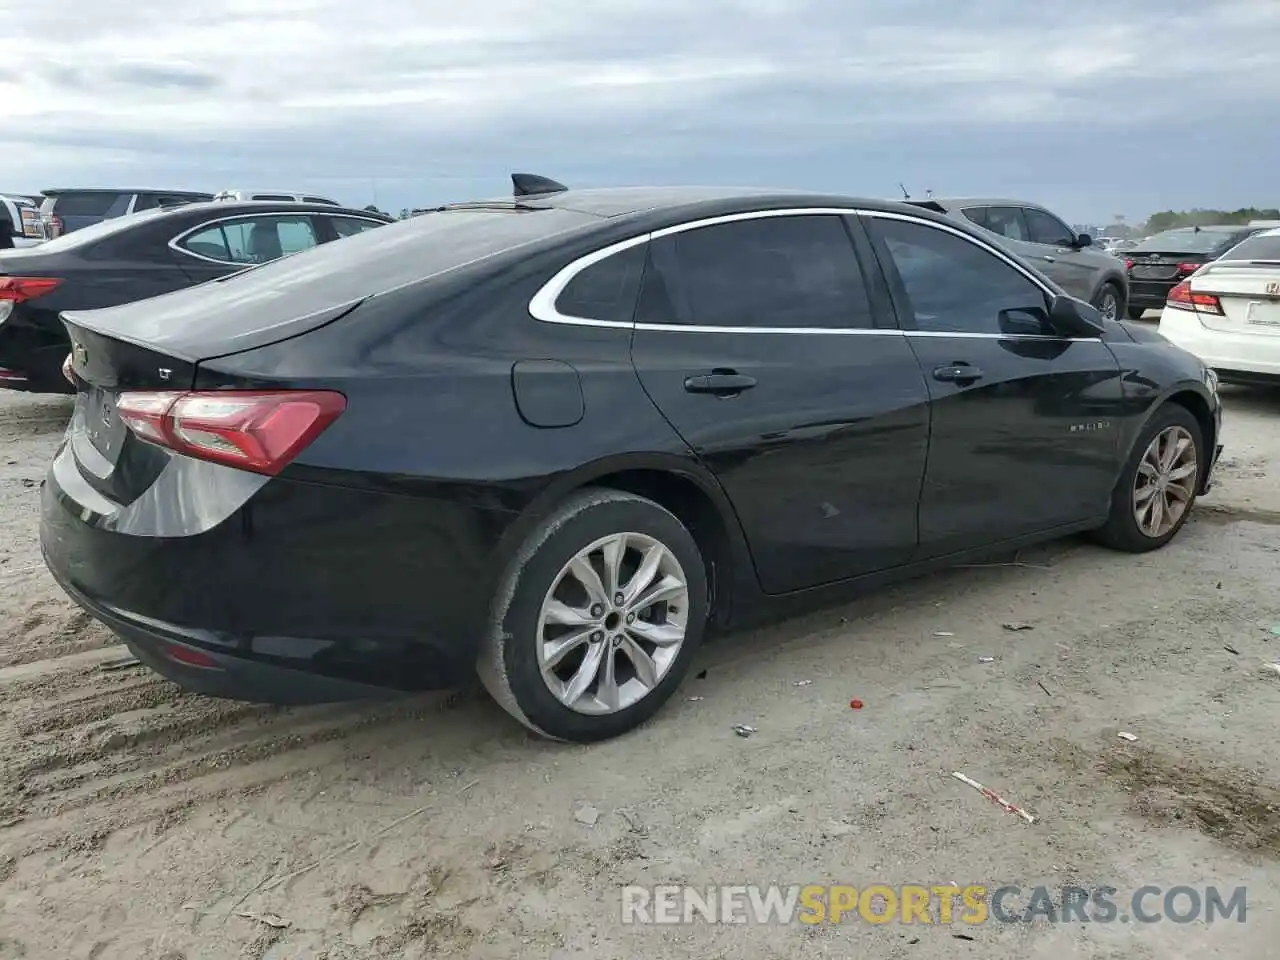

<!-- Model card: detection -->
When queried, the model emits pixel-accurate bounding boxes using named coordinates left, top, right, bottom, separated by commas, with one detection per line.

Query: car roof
left=921, top=197, right=1053, bottom=209
left=40, top=187, right=214, bottom=197
left=164, top=200, right=388, bottom=218
left=438, top=185, right=933, bottom=222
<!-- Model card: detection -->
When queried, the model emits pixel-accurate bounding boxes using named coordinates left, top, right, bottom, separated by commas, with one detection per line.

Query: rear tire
left=478, top=488, right=708, bottom=742
left=1127, top=306, right=1146, bottom=321
left=1092, top=281, right=1124, bottom=323
left=1093, top=404, right=1203, bottom=553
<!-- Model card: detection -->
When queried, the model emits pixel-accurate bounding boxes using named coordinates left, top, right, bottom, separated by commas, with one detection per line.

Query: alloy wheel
left=1097, top=289, right=1119, bottom=322
left=1133, top=425, right=1198, bottom=538
left=536, top=532, right=689, bottom=715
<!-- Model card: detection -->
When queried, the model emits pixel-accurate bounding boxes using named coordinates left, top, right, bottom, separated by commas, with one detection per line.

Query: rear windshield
left=48, top=192, right=123, bottom=217
left=1130, top=228, right=1248, bottom=255
left=31, top=208, right=168, bottom=252
left=1218, top=233, right=1280, bottom=262
left=209, top=206, right=600, bottom=303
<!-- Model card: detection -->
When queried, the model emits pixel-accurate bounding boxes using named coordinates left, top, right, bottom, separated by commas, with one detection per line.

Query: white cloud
left=0, top=0, right=1277, bottom=215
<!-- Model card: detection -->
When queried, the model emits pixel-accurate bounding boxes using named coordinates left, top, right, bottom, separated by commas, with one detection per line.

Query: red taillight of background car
left=0, top=276, right=61, bottom=303
left=1177, top=262, right=1201, bottom=274
left=115, top=390, right=347, bottom=476
left=1166, top=281, right=1223, bottom=316
left=1124, top=259, right=1134, bottom=271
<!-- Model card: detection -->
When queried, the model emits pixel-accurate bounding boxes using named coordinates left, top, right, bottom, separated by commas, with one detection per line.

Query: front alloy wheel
left=1133, top=425, right=1198, bottom=539
left=1093, top=403, right=1204, bottom=553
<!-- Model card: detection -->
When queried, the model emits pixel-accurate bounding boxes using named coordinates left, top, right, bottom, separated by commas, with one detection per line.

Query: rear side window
left=329, top=217, right=384, bottom=239
left=646, top=214, right=875, bottom=329
left=554, top=243, right=647, bottom=324
left=983, top=206, right=1029, bottom=241
left=253, top=194, right=296, bottom=201
left=178, top=215, right=319, bottom=264
left=50, top=192, right=120, bottom=217
left=1220, top=234, right=1280, bottom=261
left=961, top=207, right=988, bottom=228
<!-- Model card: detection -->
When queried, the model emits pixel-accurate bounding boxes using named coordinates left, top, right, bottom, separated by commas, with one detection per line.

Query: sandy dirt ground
left=2, top=380, right=1280, bottom=959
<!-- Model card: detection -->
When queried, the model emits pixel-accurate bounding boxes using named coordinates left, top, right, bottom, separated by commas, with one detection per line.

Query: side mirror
left=1049, top=294, right=1105, bottom=337
left=1074, top=233, right=1093, bottom=248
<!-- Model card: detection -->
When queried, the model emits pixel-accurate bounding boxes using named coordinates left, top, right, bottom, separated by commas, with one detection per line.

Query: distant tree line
left=1102, top=207, right=1280, bottom=238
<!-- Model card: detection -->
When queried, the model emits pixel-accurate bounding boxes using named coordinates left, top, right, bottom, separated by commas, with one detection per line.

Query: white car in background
left=213, top=189, right=340, bottom=205
left=1, top=194, right=47, bottom=247
left=1157, top=227, right=1280, bottom=386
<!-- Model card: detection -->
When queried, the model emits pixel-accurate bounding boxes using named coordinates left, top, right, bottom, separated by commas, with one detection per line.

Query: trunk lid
left=1191, top=262, right=1280, bottom=335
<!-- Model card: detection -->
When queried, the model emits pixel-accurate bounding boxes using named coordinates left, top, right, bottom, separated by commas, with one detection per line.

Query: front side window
left=1024, top=208, right=1076, bottom=247
left=867, top=217, right=1051, bottom=336
left=177, top=216, right=319, bottom=264
left=643, top=214, right=875, bottom=329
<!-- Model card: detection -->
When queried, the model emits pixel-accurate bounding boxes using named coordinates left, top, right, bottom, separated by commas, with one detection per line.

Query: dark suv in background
left=40, top=188, right=214, bottom=237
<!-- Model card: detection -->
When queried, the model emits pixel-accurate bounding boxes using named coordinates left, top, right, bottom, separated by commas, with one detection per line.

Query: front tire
left=1093, top=404, right=1203, bottom=553
left=1092, top=281, right=1124, bottom=323
left=478, top=488, right=708, bottom=742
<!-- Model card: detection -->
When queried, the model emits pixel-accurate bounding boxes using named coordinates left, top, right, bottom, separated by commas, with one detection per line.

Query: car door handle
left=684, top=372, right=757, bottom=396
left=1042, top=255, right=1056, bottom=262
left=932, top=363, right=984, bottom=383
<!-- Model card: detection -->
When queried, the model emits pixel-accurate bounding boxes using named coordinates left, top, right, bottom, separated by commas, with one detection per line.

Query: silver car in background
left=907, top=197, right=1130, bottom=322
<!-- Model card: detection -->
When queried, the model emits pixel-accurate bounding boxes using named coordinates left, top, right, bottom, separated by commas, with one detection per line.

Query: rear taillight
left=0, top=276, right=61, bottom=303
left=1166, top=281, right=1223, bottom=315
left=1178, top=262, right=1201, bottom=274
left=61, top=353, right=74, bottom=385
left=115, top=390, right=346, bottom=476
left=50, top=215, right=64, bottom=238
left=1124, top=259, right=1134, bottom=271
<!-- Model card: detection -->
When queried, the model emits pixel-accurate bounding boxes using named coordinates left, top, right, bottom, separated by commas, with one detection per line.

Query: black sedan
left=1124, top=225, right=1263, bottom=319
left=0, top=200, right=393, bottom=393
left=40, top=179, right=1223, bottom=743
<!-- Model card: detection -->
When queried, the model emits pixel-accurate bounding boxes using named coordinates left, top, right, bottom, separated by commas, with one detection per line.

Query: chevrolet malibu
left=41, top=179, right=1224, bottom=743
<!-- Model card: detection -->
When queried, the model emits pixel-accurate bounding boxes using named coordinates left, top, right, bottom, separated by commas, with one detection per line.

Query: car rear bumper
left=1158, top=307, right=1280, bottom=379
left=39, top=442, right=507, bottom=702
left=45, top=558, right=405, bottom=705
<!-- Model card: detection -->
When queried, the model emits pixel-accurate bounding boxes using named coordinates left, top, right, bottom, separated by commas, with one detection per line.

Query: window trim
left=528, top=207, right=1068, bottom=338
left=326, top=214, right=392, bottom=239
left=169, top=212, right=343, bottom=265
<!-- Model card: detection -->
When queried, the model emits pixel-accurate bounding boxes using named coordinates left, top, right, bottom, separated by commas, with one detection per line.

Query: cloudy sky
left=2, top=0, right=1277, bottom=224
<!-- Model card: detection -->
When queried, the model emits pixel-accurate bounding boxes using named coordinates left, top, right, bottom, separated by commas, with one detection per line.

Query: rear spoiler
left=904, top=199, right=947, bottom=214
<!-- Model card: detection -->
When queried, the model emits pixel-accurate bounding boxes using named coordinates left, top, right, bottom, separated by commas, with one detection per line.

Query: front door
left=1022, top=206, right=1096, bottom=299
left=861, top=213, right=1125, bottom=558
left=629, top=211, right=931, bottom=594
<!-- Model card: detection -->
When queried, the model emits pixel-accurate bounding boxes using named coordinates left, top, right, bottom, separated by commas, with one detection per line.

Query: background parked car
left=213, top=189, right=340, bottom=205
left=0, top=200, right=392, bottom=392
left=40, top=180, right=1221, bottom=743
left=907, top=197, right=1130, bottom=322
left=0, top=194, right=47, bottom=248
left=40, top=188, right=214, bottom=238
left=1122, top=225, right=1265, bottom=319
left=1157, top=227, right=1280, bottom=385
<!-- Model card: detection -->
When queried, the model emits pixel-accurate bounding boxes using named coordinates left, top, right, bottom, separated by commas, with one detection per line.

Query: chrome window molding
left=168, top=213, right=387, bottom=266
left=526, top=206, right=1084, bottom=339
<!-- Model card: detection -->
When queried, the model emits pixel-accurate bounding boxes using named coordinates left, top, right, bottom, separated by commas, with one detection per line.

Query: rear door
left=629, top=211, right=931, bottom=593
left=1022, top=206, right=1094, bottom=298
